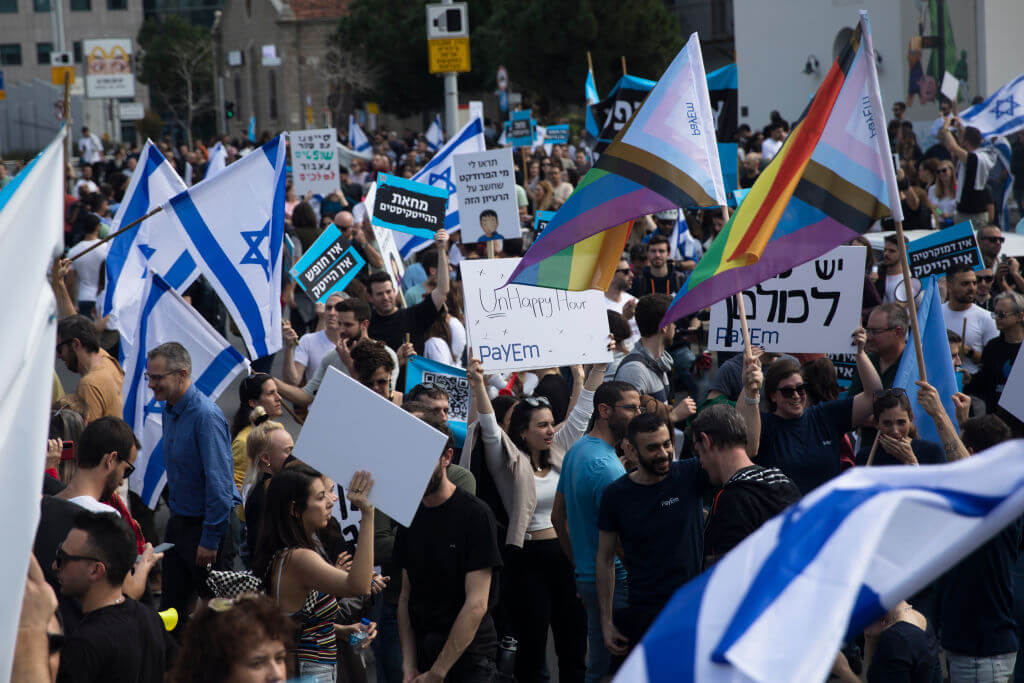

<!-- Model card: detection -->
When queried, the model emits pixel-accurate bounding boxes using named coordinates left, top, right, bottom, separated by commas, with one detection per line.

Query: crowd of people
left=9, top=103, right=1024, bottom=683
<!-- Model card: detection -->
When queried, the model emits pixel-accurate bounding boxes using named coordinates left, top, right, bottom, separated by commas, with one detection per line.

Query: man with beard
left=394, top=419, right=502, bottom=682
left=552, top=381, right=638, bottom=683
left=55, top=417, right=137, bottom=515
left=595, top=414, right=709, bottom=662
left=629, top=235, right=687, bottom=297
left=874, top=234, right=905, bottom=303
left=56, top=316, right=125, bottom=421
left=942, top=264, right=998, bottom=376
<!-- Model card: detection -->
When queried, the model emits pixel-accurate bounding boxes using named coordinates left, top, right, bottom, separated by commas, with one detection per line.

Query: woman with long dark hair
left=252, top=467, right=375, bottom=682
left=231, top=374, right=284, bottom=499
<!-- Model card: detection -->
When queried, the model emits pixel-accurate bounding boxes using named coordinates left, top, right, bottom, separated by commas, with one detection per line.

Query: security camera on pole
left=426, top=2, right=470, bottom=138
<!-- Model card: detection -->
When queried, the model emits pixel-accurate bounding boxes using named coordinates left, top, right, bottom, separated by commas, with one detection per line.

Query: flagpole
left=67, top=206, right=164, bottom=262
left=894, top=219, right=928, bottom=381
left=587, top=51, right=594, bottom=76
left=621, top=56, right=627, bottom=76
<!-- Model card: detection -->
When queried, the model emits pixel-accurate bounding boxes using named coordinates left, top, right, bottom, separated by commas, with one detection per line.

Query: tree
left=320, top=47, right=382, bottom=128
left=137, top=17, right=214, bottom=147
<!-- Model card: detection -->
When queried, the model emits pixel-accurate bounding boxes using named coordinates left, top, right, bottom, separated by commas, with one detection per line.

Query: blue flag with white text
left=165, top=134, right=287, bottom=359
left=405, top=355, right=468, bottom=447
left=122, top=274, right=247, bottom=507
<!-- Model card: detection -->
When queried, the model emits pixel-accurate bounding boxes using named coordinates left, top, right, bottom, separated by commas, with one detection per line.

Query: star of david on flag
left=960, top=71, right=1024, bottom=139
left=240, top=221, right=271, bottom=280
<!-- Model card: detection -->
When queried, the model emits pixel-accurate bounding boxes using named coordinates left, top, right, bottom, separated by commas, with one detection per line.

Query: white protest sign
left=998, top=342, right=1024, bottom=424
left=454, top=147, right=519, bottom=243
left=708, top=245, right=865, bottom=353
left=462, top=257, right=612, bottom=372
left=941, top=72, right=960, bottom=103
left=293, top=368, right=447, bottom=527
left=290, top=128, right=340, bottom=196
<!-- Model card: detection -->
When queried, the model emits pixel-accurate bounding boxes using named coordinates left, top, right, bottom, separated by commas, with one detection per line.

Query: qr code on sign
left=422, top=372, right=470, bottom=421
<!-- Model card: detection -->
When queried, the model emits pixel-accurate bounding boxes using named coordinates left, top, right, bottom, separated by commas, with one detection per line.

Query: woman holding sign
left=463, top=359, right=607, bottom=683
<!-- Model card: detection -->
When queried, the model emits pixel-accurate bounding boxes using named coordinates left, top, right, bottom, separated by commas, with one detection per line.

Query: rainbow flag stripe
left=512, top=221, right=632, bottom=291
left=663, top=14, right=897, bottom=325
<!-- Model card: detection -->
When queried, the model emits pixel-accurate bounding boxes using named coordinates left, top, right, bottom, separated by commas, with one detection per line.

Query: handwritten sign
left=462, top=257, right=612, bottom=372
left=534, top=210, right=556, bottom=235
left=708, top=246, right=865, bottom=353
left=453, top=148, right=519, bottom=243
left=544, top=124, right=570, bottom=145
left=372, top=173, right=449, bottom=239
left=906, top=221, right=983, bottom=280
left=290, top=128, right=339, bottom=196
left=289, top=225, right=366, bottom=302
left=508, top=109, right=535, bottom=148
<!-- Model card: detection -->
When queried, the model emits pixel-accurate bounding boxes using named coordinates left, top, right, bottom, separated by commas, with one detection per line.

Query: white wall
left=977, top=0, right=1024, bottom=97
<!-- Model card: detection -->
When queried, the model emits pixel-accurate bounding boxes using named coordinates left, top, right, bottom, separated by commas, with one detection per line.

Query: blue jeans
left=946, top=651, right=1016, bottom=683
left=577, top=579, right=628, bottom=683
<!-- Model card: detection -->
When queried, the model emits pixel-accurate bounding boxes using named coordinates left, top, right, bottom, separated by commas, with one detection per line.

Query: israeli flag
left=959, top=71, right=1024, bottom=139
left=425, top=114, right=445, bottom=152
left=207, top=141, right=227, bottom=179
left=670, top=210, right=703, bottom=264
left=122, top=274, right=247, bottom=507
left=165, top=134, right=287, bottom=360
left=615, top=439, right=1024, bottom=683
left=991, top=136, right=1016, bottom=230
left=102, top=140, right=197, bottom=343
left=349, top=114, right=372, bottom=153
left=393, top=117, right=486, bottom=258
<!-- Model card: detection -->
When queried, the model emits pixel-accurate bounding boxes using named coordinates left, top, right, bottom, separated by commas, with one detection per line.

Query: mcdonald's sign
left=82, top=38, right=135, bottom=99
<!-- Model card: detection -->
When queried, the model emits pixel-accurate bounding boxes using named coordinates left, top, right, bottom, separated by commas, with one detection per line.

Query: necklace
left=881, top=605, right=912, bottom=629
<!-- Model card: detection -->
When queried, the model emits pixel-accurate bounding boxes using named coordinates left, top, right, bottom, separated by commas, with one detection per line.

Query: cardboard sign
left=544, top=124, right=570, bottom=145
left=906, top=221, right=983, bottom=280
left=453, top=148, right=519, bottom=243
left=508, top=109, right=535, bottom=147
left=940, top=71, right=960, bottom=102
left=708, top=246, right=865, bottom=353
left=289, top=225, right=366, bottom=302
left=533, top=210, right=556, bottom=235
left=290, top=128, right=340, bottom=197
left=462, top=257, right=612, bottom=372
left=372, top=173, right=449, bottom=239
left=293, top=368, right=447, bottom=527
left=998, top=342, right=1024, bottom=424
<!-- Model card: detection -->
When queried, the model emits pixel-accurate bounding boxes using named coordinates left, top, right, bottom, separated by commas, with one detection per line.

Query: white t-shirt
left=66, top=239, right=110, bottom=303
left=761, top=137, right=783, bottom=161
left=448, top=316, right=467, bottom=366
left=424, top=337, right=456, bottom=366
left=527, top=469, right=560, bottom=532
left=78, top=134, right=103, bottom=164
left=942, top=303, right=998, bottom=374
left=883, top=273, right=903, bottom=303
left=68, top=495, right=118, bottom=514
left=605, top=292, right=641, bottom=347
left=294, top=330, right=336, bottom=382
left=927, top=186, right=957, bottom=219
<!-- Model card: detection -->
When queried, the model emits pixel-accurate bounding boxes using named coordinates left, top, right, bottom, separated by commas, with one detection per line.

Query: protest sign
left=508, top=109, right=535, bottom=148
left=906, top=221, right=983, bottom=280
left=406, top=355, right=469, bottom=446
left=362, top=181, right=407, bottom=291
left=998, top=342, right=1024, bottom=424
left=534, top=210, right=556, bottom=235
left=289, top=225, right=366, bottom=302
left=827, top=353, right=858, bottom=393
left=453, top=148, right=519, bottom=243
left=544, top=124, right=570, bottom=145
left=372, top=173, right=449, bottom=239
left=293, top=368, right=447, bottom=527
left=708, top=246, right=864, bottom=353
left=462, top=257, right=612, bottom=372
left=290, top=128, right=339, bottom=196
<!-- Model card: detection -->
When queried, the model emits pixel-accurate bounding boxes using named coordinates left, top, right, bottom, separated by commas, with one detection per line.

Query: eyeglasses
left=996, top=310, right=1021, bottom=319
left=874, top=387, right=907, bottom=400
left=776, top=384, right=807, bottom=398
left=981, top=236, right=1005, bottom=243
left=144, top=370, right=176, bottom=381
left=522, top=396, right=551, bottom=408
left=55, top=547, right=104, bottom=569
left=614, top=403, right=645, bottom=414
left=866, top=326, right=895, bottom=335
left=939, top=168, right=952, bottom=174
left=615, top=268, right=631, bottom=275
left=978, top=275, right=995, bottom=282
left=118, top=454, right=136, bottom=477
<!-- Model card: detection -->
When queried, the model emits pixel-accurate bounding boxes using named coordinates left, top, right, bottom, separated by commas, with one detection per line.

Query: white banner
left=708, top=246, right=865, bottom=353
left=290, top=128, right=340, bottom=197
left=83, top=38, right=134, bottom=99
left=453, top=147, right=519, bottom=243
left=462, top=257, right=612, bottom=372
left=998, top=342, right=1024, bottom=424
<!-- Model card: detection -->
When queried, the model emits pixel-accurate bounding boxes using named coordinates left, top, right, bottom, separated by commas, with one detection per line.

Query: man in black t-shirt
left=691, top=405, right=799, bottom=567
left=941, top=123, right=994, bottom=229
left=597, top=413, right=707, bottom=658
left=55, top=511, right=168, bottom=683
left=394, top=423, right=502, bottom=683
left=368, top=229, right=450, bottom=353
left=968, top=292, right=1024, bottom=433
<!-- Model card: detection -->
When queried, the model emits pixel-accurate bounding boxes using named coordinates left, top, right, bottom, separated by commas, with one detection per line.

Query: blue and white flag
left=102, top=140, right=196, bottom=342
left=670, top=210, right=703, bottom=264
left=616, top=439, right=1024, bottom=683
left=165, top=134, right=287, bottom=359
left=393, top=117, right=486, bottom=258
left=586, top=67, right=599, bottom=106
left=405, top=355, right=468, bottom=447
left=893, top=279, right=959, bottom=446
left=122, top=274, right=247, bottom=507
left=991, top=136, right=1015, bottom=230
left=425, top=114, right=445, bottom=152
left=0, top=127, right=65, bottom=680
left=349, top=114, right=372, bottom=153
left=959, top=71, right=1024, bottom=139
left=206, top=141, right=227, bottom=179
left=247, top=115, right=256, bottom=143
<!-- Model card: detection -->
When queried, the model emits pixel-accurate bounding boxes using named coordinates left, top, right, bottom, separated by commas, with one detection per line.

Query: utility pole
left=442, top=0, right=458, bottom=138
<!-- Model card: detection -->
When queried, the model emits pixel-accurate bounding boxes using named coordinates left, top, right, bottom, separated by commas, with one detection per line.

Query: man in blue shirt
left=146, top=342, right=239, bottom=629
left=552, top=380, right=638, bottom=683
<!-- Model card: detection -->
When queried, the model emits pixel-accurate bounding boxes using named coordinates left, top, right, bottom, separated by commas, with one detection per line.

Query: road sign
left=428, top=37, right=470, bottom=74
left=118, top=102, right=145, bottom=121
left=51, top=66, right=75, bottom=87
left=426, top=3, right=469, bottom=39
left=496, top=65, right=508, bottom=91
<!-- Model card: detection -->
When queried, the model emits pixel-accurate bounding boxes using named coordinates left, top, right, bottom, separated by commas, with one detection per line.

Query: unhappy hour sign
left=371, top=173, right=449, bottom=239
left=289, top=225, right=366, bottom=302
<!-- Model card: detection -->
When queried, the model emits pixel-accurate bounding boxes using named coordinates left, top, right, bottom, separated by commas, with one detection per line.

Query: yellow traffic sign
left=52, top=66, right=75, bottom=86
left=428, top=37, right=470, bottom=75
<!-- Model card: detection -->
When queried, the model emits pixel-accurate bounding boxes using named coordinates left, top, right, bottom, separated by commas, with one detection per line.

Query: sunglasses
left=777, top=384, right=807, bottom=398
left=981, top=236, right=1005, bottom=243
left=332, top=302, right=347, bottom=313
left=615, top=268, right=631, bottom=275
left=978, top=275, right=995, bottom=282
left=118, top=454, right=136, bottom=478
left=522, top=396, right=550, bottom=408
left=874, top=387, right=908, bottom=400
left=55, top=547, right=104, bottom=569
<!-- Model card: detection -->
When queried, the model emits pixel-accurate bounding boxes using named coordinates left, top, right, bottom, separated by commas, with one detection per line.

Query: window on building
left=37, top=42, right=53, bottom=65
left=34, top=0, right=52, bottom=11
left=0, top=0, right=17, bottom=13
left=70, top=0, right=91, bottom=10
left=268, top=70, right=278, bottom=120
left=0, top=44, right=22, bottom=65
left=106, top=0, right=127, bottom=9
left=73, top=41, right=83, bottom=64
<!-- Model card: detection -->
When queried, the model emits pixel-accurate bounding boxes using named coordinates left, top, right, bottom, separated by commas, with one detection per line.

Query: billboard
left=84, top=38, right=134, bottom=99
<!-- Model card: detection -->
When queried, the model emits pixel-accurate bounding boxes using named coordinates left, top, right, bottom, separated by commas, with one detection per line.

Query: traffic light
left=225, top=101, right=235, bottom=119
